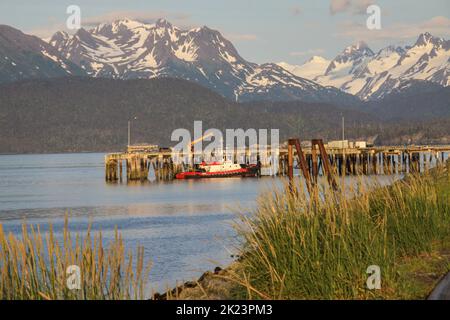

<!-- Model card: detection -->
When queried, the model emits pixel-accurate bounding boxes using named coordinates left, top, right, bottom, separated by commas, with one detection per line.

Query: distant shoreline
left=2, top=143, right=450, bottom=157
left=0, top=150, right=110, bottom=156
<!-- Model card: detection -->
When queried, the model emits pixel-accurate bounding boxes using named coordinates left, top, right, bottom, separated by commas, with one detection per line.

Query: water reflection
left=0, top=152, right=447, bottom=291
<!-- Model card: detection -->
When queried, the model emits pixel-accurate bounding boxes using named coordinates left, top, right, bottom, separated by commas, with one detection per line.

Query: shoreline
left=155, top=160, right=450, bottom=300
left=1, top=144, right=450, bottom=156
left=0, top=156, right=448, bottom=299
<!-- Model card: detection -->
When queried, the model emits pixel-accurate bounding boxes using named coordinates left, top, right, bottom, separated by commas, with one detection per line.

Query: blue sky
left=1, top=0, right=449, bottom=64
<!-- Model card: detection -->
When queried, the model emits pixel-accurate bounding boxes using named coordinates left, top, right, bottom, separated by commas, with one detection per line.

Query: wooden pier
left=105, top=143, right=450, bottom=183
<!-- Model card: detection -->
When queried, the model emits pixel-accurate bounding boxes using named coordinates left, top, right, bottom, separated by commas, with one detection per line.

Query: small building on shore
left=326, top=140, right=369, bottom=149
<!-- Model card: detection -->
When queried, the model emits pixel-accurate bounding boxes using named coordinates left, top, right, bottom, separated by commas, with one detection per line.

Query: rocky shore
left=152, top=266, right=236, bottom=300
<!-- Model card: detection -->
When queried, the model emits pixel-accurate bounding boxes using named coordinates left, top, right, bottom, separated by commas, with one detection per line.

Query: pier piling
left=105, top=144, right=450, bottom=183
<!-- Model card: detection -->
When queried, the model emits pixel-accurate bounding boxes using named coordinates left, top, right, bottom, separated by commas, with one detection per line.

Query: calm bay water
left=0, top=153, right=275, bottom=291
left=0, top=152, right=446, bottom=292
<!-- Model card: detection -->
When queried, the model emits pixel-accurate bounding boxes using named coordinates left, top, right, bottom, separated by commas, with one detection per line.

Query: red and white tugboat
left=175, top=160, right=260, bottom=179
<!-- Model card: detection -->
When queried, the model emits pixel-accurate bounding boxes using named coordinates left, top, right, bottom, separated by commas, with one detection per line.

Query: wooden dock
left=105, top=143, right=450, bottom=182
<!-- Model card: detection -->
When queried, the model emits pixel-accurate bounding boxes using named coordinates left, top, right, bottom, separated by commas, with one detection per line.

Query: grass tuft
left=0, top=217, right=151, bottom=300
left=231, top=163, right=450, bottom=299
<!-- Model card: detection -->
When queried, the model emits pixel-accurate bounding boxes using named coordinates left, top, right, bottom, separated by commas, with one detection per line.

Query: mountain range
left=0, top=25, right=84, bottom=83
left=0, top=19, right=448, bottom=153
left=45, top=18, right=357, bottom=105
left=278, top=33, right=450, bottom=100
left=0, top=19, right=449, bottom=104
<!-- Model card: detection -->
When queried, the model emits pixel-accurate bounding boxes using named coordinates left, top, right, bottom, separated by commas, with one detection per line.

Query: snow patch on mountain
left=46, top=18, right=355, bottom=104
left=278, top=34, right=449, bottom=100
left=358, top=33, right=450, bottom=99
left=277, top=56, right=330, bottom=80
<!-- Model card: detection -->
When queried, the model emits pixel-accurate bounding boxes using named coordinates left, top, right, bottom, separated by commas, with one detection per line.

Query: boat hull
left=175, top=165, right=259, bottom=179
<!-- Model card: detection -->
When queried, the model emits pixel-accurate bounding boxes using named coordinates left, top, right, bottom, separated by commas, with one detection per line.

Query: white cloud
left=82, top=10, right=192, bottom=28
left=335, top=16, right=450, bottom=41
left=330, top=0, right=351, bottom=15
left=330, top=0, right=376, bottom=15
left=352, top=0, right=376, bottom=15
left=289, top=49, right=325, bottom=57
left=225, top=33, right=258, bottom=41
left=27, top=10, right=257, bottom=45
left=27, top=10, right=193, bottom=38
left=422, top=16, right=450, bottom=29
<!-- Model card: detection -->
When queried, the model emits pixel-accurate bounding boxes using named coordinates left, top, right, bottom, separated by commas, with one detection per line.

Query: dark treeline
left=0, top=77, right=448, bottom=154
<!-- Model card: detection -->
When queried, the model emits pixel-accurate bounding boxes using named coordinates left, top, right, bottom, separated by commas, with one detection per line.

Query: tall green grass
left=0, top=218, right=151, bottom=300
left=232, top=163, right=450, bottom=299
left=1, top=164, right=449, bottom=300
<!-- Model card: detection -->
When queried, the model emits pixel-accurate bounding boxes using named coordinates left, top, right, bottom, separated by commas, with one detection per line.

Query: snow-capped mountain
left=358, top=33, right=450, bottom=100
left=0, top=25, right=84, bottom=84
left=47, top=19, right=356, bottom=104
left=278, top=56, right=330, bottom=80
left=278, top=34, right=450, bottom=100
left=316, top=41, right=375, bottom=96
left=3, top=20, right=447, bottom=104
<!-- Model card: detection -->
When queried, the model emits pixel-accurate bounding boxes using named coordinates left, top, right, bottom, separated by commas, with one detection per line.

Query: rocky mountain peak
left=0, top=25, right=85, bottom=84
left=40, top=18, right=356, bottom=104
left=326, top=41, right=374, bottom=73
left=308, top=56, right=328, bottom=63
left=48, top=30, right=69, bottom=48
left=414, top=32, right=446, bottom=48
left=2, top=21, right=449, bottom=104
left=50, top=30, right=69, bottom=41
left=154, top=18, right=172, bottom=29
left=415, top=32, right=434, bottom=46
left=323, top=41, right=373, bottom=77
left=74, top=28, right=92, bottom=39
left=377, top=45, right=406, bottom=57
left=343, top=41, right=373, bottom=55
left=313, top=32, right=449, bottom=100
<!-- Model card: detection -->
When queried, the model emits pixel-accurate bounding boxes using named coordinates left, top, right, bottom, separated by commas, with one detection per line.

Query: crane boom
left=190, top=132, right=214, bottom=147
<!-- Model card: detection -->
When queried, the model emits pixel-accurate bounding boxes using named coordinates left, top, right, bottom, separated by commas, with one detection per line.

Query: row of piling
left=105, top=147, right=449, bottom=183
left=302, top=150, right=445, bottom=177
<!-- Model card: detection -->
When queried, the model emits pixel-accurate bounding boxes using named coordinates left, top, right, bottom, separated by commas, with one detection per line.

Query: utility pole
left=342, top=114, right=346, bottom=178
left=128, top=116, right=137, bottom=147
left=128, top=120, right=131, bottom=147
